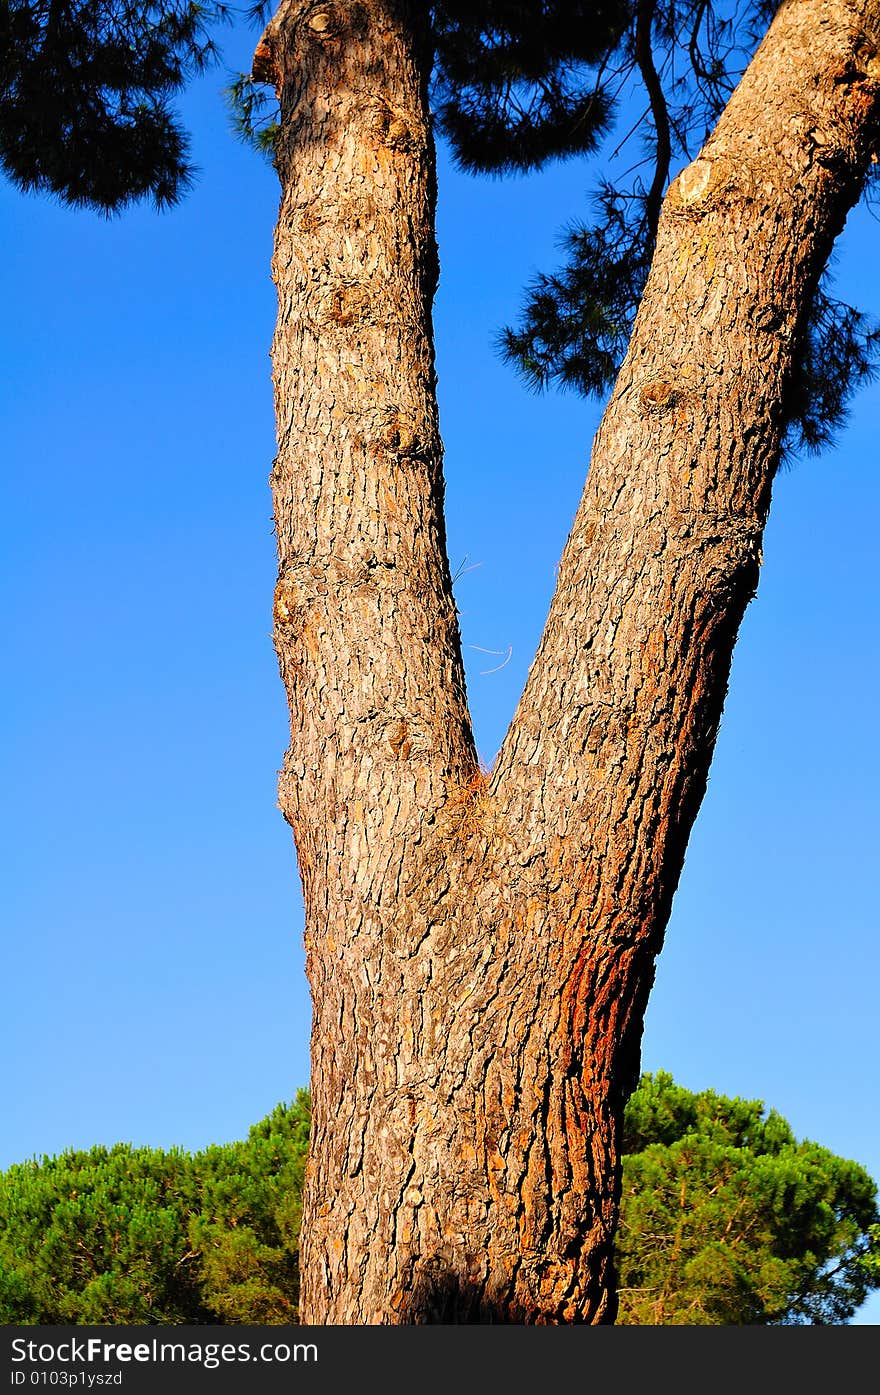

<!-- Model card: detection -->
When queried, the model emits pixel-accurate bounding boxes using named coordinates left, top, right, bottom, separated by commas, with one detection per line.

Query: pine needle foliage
left=618, top=1073, right=880, bottom=1325
left=430, top=0, right=880, bottom=458
left=1, top=1079, right=876, bottom=1325
left=0, top=1, right=230, bottom=211
left=0, top=1091, right=310, bottom=1324
left=6, top=1, right=878, bottom=441
left=235, top=0, right=880, bottom=458
left=429, top=0, right=630, bottom=174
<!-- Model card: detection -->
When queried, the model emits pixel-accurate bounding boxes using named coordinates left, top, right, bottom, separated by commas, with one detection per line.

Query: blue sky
left=2, top=15, right=878, bottom=1322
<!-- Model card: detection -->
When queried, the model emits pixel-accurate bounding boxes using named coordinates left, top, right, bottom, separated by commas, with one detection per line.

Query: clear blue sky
left=2, top=15, right=878, bottom=1322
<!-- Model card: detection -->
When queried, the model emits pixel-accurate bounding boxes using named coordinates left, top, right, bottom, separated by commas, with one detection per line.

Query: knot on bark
left=385, top=719, right=413, bottom=761
left=677, top=157, right=713, bottom=205
left=359, top=407, right=427, bottom=461
left=670, top=156, right=740, bottom=214
left=274, top=574, right=311, bottom=626
left=304, top=5, right=345, bottom=40
left=833, top=41, right=880, bottom=85
left=754, top=304, right=783, bottom=333
left=369, top=97, right=414, bottom=151
left=638, top=376, right=680, bottom=412
left=366, top=710, right=431, bottom=763
left=252, top=1, right=358, bottom=95
left=298, top=202, right=323, bottom=234
left=321, top=278, right=373, bottom=329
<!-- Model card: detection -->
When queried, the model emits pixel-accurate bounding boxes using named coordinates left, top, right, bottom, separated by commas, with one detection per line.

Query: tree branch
left=492, top=0, right=880, bottom=971
left=635, top=0, right=672, bottom=243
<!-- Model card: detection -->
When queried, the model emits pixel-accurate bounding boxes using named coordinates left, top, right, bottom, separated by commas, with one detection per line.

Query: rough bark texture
left=258, top=0, right=880, bottom=1323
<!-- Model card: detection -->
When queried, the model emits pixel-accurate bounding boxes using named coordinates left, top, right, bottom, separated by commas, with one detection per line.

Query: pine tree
left=7, top=0, right=880, bottom=1322
left=430, top=0, right=880, bottom=455
left=617, top=1073, right=880, bottom=1325
left=0, top=1093, right=311, bottom=1324
left=251, top=0, right=880, bottom=1319
left=3, top=1082, right=877, bottom=1326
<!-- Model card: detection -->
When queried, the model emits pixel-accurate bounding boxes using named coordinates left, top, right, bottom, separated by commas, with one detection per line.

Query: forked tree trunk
left=254, top=0, right=880, bottom=1322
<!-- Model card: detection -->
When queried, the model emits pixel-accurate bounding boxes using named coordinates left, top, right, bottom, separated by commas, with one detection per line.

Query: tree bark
left=257, top=0, right=880, bottom=1323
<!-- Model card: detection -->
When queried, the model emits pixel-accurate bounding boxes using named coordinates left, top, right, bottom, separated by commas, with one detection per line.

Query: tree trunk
left=256, top=0, right=880, bottom=1323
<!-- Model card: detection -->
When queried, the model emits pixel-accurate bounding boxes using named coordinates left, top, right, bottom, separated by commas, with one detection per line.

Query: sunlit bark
left=256, top=0, right=880, bottom=1322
